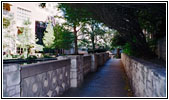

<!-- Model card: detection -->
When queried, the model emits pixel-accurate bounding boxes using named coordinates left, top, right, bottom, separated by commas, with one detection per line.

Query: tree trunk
left=73, top=25, right=78, bottom=55
left=91, top=34, right=95, bottom=53
left=117, top=48, right=120, bottom=58
left=55, top=48, right=58, bottom=56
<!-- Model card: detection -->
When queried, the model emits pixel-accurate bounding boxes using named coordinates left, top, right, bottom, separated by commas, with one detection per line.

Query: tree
left=58, top=4, right=91, bottom=54
left=53, top=24, right=74, bottom=50
left=80, top=20, right=104, bottom=53
left=80, top=19, right=114, bottom=53
left=43, top=21, right=55, bottom=48
left=3, top=15, right=16, bottom=59
left=63, top=3, right=166, bottom=58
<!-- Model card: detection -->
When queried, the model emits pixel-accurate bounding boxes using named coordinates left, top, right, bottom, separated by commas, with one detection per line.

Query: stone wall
left=103, top=53, right=109, bottom=63
left=67, top=55, right=84, bottom=88
left=156, top=36, right=166, bottom=61
left=83, top=55, right=92, bottom=76
left=3, top=64, right=21, bottom=97
left=95, top=53, right=103, bottom=67
left=121, top=53, right=166, bottom=97
left=3, top=52, right=110, bottom=97
left=57, top=53, right=110, bottom=87
left=20, top=59, right=70, bottom=97
left=91, top=54, right=98, bottom=72
left=96, top=53, right=109, bottom=67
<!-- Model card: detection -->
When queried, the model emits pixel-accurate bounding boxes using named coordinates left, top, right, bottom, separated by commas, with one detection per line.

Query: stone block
left=146, top=88, right=153, bottom=97
left=6, top=86, right=15, bottom=92
left=9, top=65, right=20, bottom=72
left=15, top=85, right=20, bottom=94
left=7, top=71, right=20, bottom=86
left=47, top=90, right=53, bottom=97
left=70, top=79, right=77, bottom=87
left=3, top=64, right=20, bottom=73
left=72, top=72, right=77, bottom=78
left=9, top=89, right=16, bottom=96
left=71, top=59, right=77, bottom=68
left=14, top=93, right=20, bottom=97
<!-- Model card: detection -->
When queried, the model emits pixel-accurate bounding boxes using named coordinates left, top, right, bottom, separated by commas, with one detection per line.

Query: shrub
left=43, top=55, right=53, bottom=58
left=27, top=55, right=37, bottom=60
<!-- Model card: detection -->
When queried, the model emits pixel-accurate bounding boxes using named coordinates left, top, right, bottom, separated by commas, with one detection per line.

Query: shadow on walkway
left=61, top=58, right=133, bottom=97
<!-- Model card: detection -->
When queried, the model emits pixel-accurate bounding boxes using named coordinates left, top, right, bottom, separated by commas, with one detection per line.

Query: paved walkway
left=61, top=58, right=133, bottom=97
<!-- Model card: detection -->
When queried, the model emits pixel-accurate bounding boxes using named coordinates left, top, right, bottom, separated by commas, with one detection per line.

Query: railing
left=121, top=53, right=166, bottom=97
left=3, top=52, right=110, bottom=97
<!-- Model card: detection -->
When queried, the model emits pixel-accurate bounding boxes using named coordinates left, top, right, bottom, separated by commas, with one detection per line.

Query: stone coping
left=122, top=53, right=166, bottom=77
left=21, top=59, right=71, bottom=79
left=83, top=55, right=91, bottom=58
left=3, top=58, right=58, bottom=64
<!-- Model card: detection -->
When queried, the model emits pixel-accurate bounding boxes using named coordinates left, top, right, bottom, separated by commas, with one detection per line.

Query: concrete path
left=61, top=58, right=133, bottom=97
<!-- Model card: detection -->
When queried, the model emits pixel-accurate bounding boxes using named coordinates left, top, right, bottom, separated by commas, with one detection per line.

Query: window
left=17, top=47, right=23, bottom=54
left=17, top=7, right=31, bottom=21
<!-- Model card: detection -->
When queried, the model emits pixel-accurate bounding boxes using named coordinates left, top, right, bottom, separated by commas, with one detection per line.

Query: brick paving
left=61, top=58, right=133, bottom=97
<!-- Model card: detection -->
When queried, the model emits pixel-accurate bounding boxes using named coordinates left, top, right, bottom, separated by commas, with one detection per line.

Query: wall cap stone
left=122, top=53, right=166, bottom=77
left=21, top=59, right=71, bottom=79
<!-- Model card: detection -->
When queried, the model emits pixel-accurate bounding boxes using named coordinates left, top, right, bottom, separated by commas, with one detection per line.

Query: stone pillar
left=3, top=64, right=21, bottom=97
left=67, top=55, right=84, bottom=88
left=91, top=54, right=98, bottom=72
left=96, top=53, right=101, bottom=67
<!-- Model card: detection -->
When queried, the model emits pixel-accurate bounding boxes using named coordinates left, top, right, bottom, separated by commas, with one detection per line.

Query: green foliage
left=27, top=55, right=37, bottom=60
left=78, top=38, right=90, bottom=48
left=63, top=4, right=165, bottom=58
left=19, top=55, right=25, bottom=59
left=111, top=31, right=125, bottom=49
left=11, top=54, right=20, bottom=58
left=43, top=21, right=55, bottom=48
left=138, top=9, right=165, bottom=37
left=80, top=19, right=114, bottom=52
left=43, top=55, right=53, bottom=58
left=58, top=4, right=94, bottom=54
left=110, top=31, right=138, bottom=56
left=3, top=18, right=10, bottom=28
left=138, top=8, right=165, bottom=55
left=53, top=24, right=74, bottom=50
left=43, top=48, right=55, bottom=53
left=122, top=43, right=132, bottom=56
left=58, top=4, right=92, bottom=26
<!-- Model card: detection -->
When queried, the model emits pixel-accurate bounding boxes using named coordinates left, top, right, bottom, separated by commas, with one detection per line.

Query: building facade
left=3, top=3, right=59, bottom=57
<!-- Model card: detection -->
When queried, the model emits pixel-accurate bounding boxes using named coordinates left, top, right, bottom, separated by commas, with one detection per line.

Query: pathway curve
left=61, top=58, right=133, bottom=97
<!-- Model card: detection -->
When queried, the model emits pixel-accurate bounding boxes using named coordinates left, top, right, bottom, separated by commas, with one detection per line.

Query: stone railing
left=156, top=36, right=166, bottom=61
left=83, top=55, right=92, bottom=76
left=121, top=53, right=166, bottom=97
left=95, top=53, right=109, bottom=67
left=57, top=53, right=110, bottom=88
left=91, top=54, right=98, bottom=72
left=20, top=59, right=70, bottom=97
left=3, top=52, right=110, bottom=97
left=3, top=64, right=21, bottom=97
left=67, top=55, right=84, bottom=88
left=3, top=59, right=71, bottom=97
